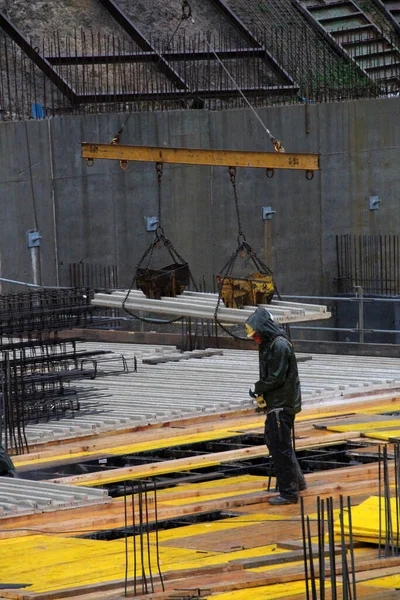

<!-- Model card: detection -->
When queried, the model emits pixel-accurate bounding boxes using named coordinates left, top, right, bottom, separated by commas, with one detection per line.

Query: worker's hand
left=254, top=380, right=265, bottom=395
left=249, top=387, right=257, bottom=399
left=255, top=395, right=267, bottom=409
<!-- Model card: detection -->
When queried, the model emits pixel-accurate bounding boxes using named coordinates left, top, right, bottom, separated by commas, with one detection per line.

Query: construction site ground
left=1, top=341, right=400, bottom=599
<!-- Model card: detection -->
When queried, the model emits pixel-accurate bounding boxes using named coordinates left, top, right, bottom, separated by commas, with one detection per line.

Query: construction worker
left=0, top=444, right=17, bottom=477
left=246, top=307, right=306, bottom=505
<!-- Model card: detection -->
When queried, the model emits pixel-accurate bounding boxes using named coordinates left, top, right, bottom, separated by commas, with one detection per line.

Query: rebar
left=0, top=25, right=398, bottom=121
left=122, top=480, right=163, bottom=596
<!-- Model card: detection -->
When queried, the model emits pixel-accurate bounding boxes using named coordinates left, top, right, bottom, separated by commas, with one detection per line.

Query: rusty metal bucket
left=137, top=263, right=190, bottom=299
left=216, top=272, right=275, bottom=309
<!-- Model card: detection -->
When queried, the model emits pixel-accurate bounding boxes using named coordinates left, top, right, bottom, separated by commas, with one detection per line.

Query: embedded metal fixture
left=369, top=195, right=381, bottom=211
left=146, top=217, right=159, bottom=232
left=262, top=207, right=275, bottom=221
left=27, top=231, right=41, bottom=248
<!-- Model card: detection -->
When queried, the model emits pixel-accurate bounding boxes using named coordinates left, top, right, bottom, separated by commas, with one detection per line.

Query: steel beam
left=46, top=48, right=266, bottom=66
left=97, top=0, right=187, bottom=89
left=76, top=85, right=299, bottom=104
left=0, top=12, right=77, bottom=103
left=81, top=143, right=320, bottom=171
left=210, top=0, right=295, bottom=84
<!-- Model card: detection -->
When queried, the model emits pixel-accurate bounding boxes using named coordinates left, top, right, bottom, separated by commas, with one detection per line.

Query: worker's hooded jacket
left=0, top=445, right=16, bottom=477
left=246, top=307, right=301, bottom=415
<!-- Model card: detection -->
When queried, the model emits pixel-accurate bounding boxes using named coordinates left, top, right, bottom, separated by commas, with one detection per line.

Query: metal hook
left=229, top=166, right=236, bottom=184
left=272, top=138, right=285, bottom=153
left=306, top=170, right=314, bottom=180
left=156, top=162, right=164, bottom=178
left=85, top=157, right=95, bottom=167
left=120, top=160, right=129, bottom=171
left=266, top=168, right=274, bottom=178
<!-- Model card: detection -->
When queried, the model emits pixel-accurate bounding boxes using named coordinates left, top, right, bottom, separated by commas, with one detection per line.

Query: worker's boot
left=268, top=495, right=298, bottom=505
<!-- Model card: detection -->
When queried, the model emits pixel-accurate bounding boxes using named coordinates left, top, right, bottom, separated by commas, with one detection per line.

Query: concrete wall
left=0, top=97, right=399, bottom=295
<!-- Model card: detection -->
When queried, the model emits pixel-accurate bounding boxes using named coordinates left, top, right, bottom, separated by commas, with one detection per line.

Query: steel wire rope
left=189, top=8, right=285, bottom=152
left=213, top=166, right=283, bottom=341
left=176, top=3, right=288, bottom=341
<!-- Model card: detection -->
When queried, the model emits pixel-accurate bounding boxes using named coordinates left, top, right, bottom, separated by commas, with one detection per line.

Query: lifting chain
left=156, top=162, right=164, bottom=234
left=213, top=166, right=284, bottom=341
left=122, top=161, right=197, bottom=325
left=229, top=167, right=245, bottom=243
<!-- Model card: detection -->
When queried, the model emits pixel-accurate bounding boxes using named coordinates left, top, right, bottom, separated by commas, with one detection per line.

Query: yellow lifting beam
left=81, top=143, right=320, bottom=172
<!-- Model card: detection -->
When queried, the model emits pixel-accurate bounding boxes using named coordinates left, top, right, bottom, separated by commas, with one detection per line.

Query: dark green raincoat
left=246, top=307, right=301, bottom=415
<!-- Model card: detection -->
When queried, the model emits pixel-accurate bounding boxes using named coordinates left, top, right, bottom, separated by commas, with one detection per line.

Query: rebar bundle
left=0, top=288, right=93, bottom=342
left=0, top=340, right=93, bottom=453
left=123, top=480, right=164, bottom=597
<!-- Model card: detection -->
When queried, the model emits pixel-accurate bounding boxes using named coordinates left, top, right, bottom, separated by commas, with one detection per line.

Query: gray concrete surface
left=0, top=97, right=399, bottom=295
left=0, top=476, right=110, bottom=518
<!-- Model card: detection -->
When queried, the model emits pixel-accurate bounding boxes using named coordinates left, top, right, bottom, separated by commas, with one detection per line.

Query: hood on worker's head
left=245, top=307, right=288, bottom=343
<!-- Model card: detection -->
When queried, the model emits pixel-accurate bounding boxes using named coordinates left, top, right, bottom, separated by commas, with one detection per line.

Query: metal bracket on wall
left=369, top=196, right=381, bottom=211
left=27, top=231, right=41, bottom=248
left=146, top=217, right=159, bottom=232
left=262, top=207, right=275, bottom=221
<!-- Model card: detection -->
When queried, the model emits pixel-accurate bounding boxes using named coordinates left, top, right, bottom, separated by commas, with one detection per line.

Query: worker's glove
left=254, top=380, right=265, bottom=396
left=255, top=395, right=267, bottom=409
left=249, top=388, right=266, bottom=410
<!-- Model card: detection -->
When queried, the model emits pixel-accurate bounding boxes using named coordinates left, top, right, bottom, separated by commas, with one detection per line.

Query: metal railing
left=283, top=288, right=400, bottom=344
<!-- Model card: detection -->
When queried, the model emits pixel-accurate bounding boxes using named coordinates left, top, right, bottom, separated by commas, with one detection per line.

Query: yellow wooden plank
left=326, top=420, right=400, bottom=433
left=334, top=496, right=399, bottom=541
left=363, top=574, right=400, bottom=588
left=203, top=580, right=326, bottom=599
left=49, top=432, right=358, bottom=487
left=0, top=534, right=216, bottom=593
left=0, top=532, right=291, bottom=594
left=81, top=143, right=320, bottom=171
left=363, top=430, right=400, bottom=441
left=13, top=427, right=246, bottom=467
left=155, top=513, right=286, bottom=543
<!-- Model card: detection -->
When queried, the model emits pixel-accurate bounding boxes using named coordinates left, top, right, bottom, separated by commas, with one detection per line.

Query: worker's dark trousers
left=264, top=410, right=305, bottom=501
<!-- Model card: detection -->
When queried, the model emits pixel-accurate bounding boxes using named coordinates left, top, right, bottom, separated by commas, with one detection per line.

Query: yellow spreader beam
left=81, top=142, right=320, bottom=171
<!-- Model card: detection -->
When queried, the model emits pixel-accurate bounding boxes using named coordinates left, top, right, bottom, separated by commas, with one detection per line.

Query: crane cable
left=186, top=3, right=285, bottom=153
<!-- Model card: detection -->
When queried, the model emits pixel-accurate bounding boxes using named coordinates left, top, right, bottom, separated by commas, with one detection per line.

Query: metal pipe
left=307, top=515, right=318, bottom=600
left=347, top=497, right=357, bottom=600
left=339, top=496, right=349, bottom=600
left=354, top=286, right=364, bottom=344
left=132, top=483, right=137, bottom=596
left=124, top=481, right=128, bottom=597
left=144, top=482, right=154, bottom=593
left=153, top=479, right=165, bottom=592
left=282, top=294, right=400, bottom=303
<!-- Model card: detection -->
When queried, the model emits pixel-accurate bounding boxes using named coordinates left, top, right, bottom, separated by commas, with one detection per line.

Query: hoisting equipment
left=81, top=142, right=320, bottom=329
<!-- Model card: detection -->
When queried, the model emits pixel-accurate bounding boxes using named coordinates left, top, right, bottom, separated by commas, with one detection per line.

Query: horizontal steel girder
left=82, top=143, right=320, bottom=171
